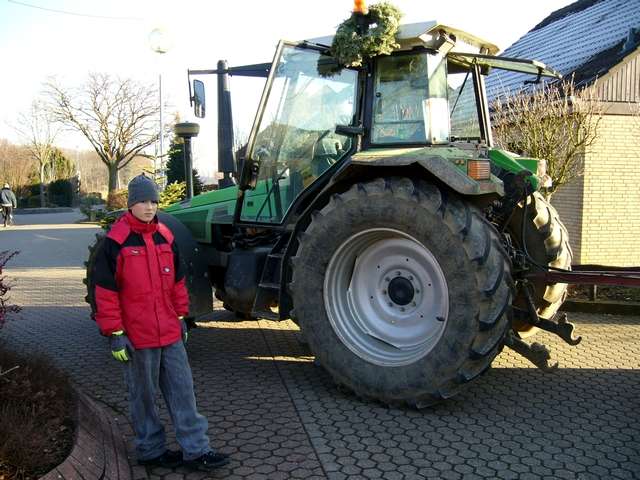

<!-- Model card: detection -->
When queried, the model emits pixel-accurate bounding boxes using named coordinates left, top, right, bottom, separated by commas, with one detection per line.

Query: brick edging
left=40, top=393, right=132, bottom=480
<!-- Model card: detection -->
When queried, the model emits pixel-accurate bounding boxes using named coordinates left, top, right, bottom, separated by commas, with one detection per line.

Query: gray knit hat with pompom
left=127, top=174, right=159, bottom=207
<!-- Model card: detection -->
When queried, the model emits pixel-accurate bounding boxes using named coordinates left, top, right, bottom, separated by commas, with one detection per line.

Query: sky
left=0, top=0, right=576, bottom=180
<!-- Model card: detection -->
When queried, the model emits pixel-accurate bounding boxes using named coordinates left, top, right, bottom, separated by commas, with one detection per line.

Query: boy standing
left=93, top=174, right=229, bottom=471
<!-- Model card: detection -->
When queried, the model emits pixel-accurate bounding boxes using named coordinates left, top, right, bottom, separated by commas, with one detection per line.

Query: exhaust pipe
left=174, top=122, right=200, bottom=200
left=217, top=60, right=236, bottom=188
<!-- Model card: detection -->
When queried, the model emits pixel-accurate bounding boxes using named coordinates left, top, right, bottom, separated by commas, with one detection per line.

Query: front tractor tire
left=290, top=178, right=513, bottom=408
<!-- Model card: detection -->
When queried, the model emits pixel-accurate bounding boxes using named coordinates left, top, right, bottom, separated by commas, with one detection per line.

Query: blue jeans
left=123, top=340, right=211, bottom=461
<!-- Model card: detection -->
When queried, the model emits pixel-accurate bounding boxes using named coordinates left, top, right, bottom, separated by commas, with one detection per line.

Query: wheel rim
left=324, top=228, right=449, bottom=367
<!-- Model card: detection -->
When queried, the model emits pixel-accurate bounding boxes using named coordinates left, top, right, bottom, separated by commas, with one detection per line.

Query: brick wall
left=552, top=174, right=584, bottom=264
left=554, top=114, right=640, bottom=266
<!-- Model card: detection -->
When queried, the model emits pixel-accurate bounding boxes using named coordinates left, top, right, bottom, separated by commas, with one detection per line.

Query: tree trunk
left=39, top=163, right=46, bottom=208
left=108, top=164, right=118, bottom=194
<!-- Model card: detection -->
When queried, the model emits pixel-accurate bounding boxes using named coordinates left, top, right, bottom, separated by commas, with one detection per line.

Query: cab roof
left=307, top=21, right=499, bottom=55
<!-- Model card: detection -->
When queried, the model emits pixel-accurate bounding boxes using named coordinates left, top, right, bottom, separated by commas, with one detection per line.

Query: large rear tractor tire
left=508, top=192, right=573, bottom=335
left=290, top=178, right=513, bottom=407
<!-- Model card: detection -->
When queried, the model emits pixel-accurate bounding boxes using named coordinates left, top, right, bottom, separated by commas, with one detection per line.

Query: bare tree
left=491, top=79, right=603, bottom=199
left=0, top=140, right=34, bottom=197
left=15, top=101, right=60, bottom=207
left=69, top=148, right=108, bottom=197
left=44, top=73, right=160, bottom=194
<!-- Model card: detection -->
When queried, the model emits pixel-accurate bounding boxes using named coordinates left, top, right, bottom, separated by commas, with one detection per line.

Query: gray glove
left=110, top=331, right=133, bottom=362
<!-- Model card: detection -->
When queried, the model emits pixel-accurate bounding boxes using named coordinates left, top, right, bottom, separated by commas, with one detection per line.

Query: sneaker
left=139, top=449, right=183, bottom=468
left=184, top=451, right=230, bottom=471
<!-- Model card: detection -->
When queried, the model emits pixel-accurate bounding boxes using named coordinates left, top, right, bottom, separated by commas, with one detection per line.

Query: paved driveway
left=1, top=211, right=638, bottom=480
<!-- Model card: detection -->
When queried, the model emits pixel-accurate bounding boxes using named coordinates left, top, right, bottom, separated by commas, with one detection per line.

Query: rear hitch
left=520, top=282, right=582, bottom=346
left=504, top=281, right=581, bottom=371
left=531, top=312, right=581, bottom=346
left=503, top=330, right=558, bottom=372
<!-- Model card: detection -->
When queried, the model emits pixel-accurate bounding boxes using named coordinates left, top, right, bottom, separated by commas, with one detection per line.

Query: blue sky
left=0, top=0, right=574, bottom=177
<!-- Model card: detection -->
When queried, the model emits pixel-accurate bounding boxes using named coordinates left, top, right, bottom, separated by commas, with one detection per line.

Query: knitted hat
left=127, top=175, right=159, bottom=207
left=2, top=183, right=9, bottom=189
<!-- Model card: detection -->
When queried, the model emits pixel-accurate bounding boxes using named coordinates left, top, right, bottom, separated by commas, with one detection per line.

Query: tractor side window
left=448, top=68, right=481, bottom=141
left=371, top=52, right=449, bottom=145
left=242, top=46, right=358, bottom=223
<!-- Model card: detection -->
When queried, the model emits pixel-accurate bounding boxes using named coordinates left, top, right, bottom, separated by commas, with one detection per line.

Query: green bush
left=100, top=210, right=123, bottom=230
left=80, top=192, right=103, bottom=206
left=27, top=183, right=40, bottom=197
left=159, top=182, right=186, bottom=209
left=26, top=196, right=40, bottom=208
left=48, top=179, right=73, bottom=207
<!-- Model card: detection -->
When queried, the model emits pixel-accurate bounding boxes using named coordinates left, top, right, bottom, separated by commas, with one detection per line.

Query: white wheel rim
left=324, top=228, right=449, bottom=367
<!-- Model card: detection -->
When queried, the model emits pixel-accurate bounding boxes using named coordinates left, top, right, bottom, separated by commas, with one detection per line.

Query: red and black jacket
left=94, top=211, right=190, bottom=349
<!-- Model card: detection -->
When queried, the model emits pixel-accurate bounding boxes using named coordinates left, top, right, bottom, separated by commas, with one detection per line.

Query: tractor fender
left=278, top=151, right=503, bottom=319
left=343, top=149, right=504, bottom=196
left=157, top=212, right=213, bottom=318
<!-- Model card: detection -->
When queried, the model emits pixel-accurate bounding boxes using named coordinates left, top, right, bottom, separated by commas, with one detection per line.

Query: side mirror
left=192, top=80, right=206, bottom=118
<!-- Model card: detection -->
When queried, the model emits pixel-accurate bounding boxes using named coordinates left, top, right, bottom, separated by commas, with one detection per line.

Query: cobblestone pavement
left=1, top=212, right=639, bottom=479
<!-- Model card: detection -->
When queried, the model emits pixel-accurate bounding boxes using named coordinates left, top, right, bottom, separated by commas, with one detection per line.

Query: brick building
left=486, top=0, right=640, bottom=266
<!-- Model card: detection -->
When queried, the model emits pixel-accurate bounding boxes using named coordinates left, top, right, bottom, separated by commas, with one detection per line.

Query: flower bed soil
left=0, top=346, right=75, bottom=480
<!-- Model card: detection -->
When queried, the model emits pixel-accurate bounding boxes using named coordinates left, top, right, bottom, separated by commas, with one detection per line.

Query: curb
left=562, top=299, right=640, bottom=315
left=15, top=208, right=75, bottom=214
left=40, top=393, right=134, bottom=480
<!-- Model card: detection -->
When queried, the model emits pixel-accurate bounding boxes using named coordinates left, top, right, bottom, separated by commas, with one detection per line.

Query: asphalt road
left=1, top=211, right=638, bottom=479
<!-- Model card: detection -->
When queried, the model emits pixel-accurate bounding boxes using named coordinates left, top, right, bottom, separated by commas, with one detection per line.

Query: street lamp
left=149, top=27, right=172, bottom=189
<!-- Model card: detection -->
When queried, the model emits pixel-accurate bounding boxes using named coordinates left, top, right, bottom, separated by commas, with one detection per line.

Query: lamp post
left=149, top=27, right=171, bottom=189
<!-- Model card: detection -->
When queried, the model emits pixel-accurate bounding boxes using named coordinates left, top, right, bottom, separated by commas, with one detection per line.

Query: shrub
left=0, top=251, right=20, bottom=330
left=106, top=189, right=128, bottom=211
left=48, top=179, right=73, bottom=207
left=160, top=181, right=186, bottom=210
left=80, top=192, right=103, bottom=206
left=99, top=210, right=123, bottom=231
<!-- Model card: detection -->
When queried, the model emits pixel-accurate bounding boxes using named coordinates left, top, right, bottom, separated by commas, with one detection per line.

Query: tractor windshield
left=242, top=44, right=358, bottom=223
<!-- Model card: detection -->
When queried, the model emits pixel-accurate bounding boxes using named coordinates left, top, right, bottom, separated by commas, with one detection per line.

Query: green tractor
left=87, top=20, right=575, bottom=407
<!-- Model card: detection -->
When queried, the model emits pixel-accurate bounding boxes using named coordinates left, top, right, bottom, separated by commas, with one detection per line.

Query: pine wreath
left=331, top=2, right=403, bottom=67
